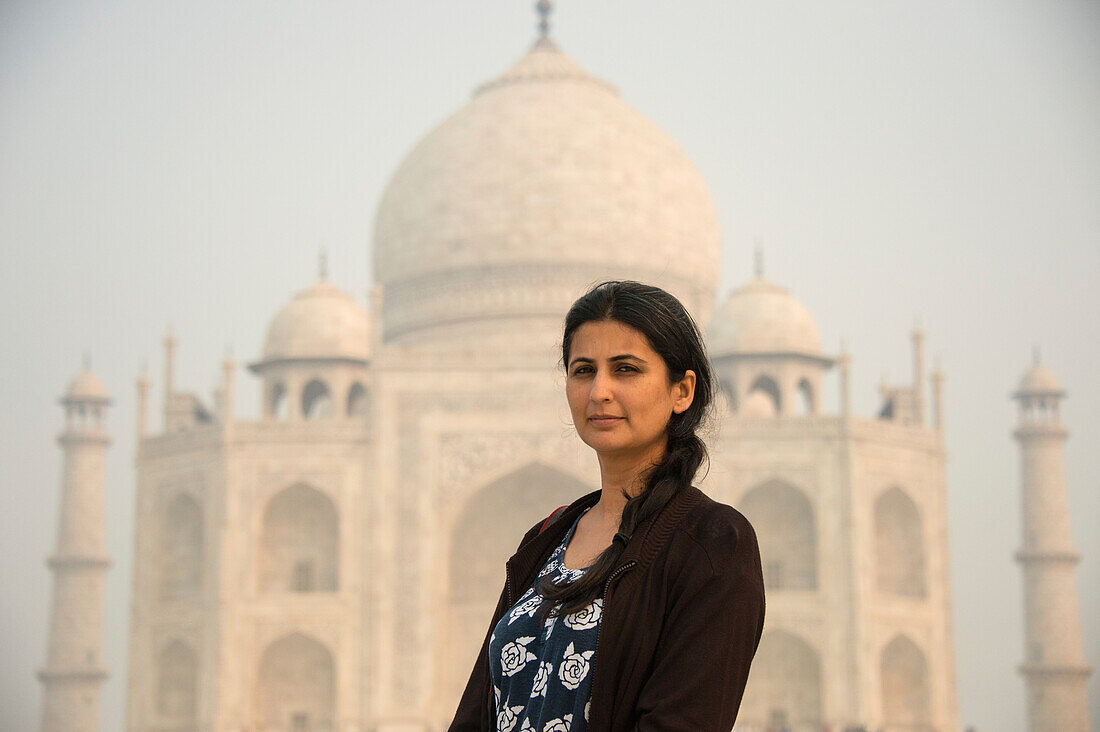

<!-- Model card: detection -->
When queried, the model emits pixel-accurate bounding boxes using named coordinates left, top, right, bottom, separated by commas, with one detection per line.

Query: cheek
left=565, top=385, right=585, bottom=413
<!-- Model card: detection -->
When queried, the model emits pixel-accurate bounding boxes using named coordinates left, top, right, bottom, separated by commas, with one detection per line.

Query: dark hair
left=537, top=279, right=715, bottom=621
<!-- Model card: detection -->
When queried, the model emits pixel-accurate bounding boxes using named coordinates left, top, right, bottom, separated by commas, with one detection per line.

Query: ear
left=672, top=369, right=696, bottom=414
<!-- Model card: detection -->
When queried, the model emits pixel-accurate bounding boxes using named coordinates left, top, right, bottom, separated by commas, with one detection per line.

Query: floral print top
left=488, top=507, right=601, bottom=732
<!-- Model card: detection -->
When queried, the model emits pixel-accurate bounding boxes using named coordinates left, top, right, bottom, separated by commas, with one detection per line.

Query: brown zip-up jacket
left=448, top=484, right=766, bottom=732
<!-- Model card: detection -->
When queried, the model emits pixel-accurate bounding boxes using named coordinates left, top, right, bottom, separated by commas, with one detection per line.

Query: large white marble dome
left=372, top=38, right=722, bottom=349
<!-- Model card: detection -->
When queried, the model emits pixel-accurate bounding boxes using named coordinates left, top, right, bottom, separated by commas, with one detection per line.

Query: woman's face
left=565, top=319, right=695, bottom=461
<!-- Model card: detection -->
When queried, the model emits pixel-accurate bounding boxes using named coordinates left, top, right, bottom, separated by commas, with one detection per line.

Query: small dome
left=63, top=368, right=109, bottom=402
left=260, top=279, right=370, bottom=363
left=708, top=277, right=821, bottom=357
left=1017, top=362, right=1062, bottom=394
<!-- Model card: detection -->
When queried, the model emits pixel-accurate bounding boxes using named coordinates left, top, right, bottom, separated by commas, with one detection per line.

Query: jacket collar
left=504, top=484, right=703, bottom=602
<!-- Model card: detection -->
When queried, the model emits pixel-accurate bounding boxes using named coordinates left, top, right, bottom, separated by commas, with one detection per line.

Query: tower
left=1012, top=355, right=1092, bottom=731
left=39, top=361, right=112, bottom=732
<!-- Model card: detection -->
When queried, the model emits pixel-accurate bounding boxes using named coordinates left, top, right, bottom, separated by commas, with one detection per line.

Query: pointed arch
left=156, top=639, right=198, bottom=723
left=159, top=493, right=203, bottom=602
left=444, top=461, right=591, bottom=714
left=874, top=487, right=927, bottom=598
left=449, top=461, right=589, bottom=604
left=738, top=629, right=823, bottom=730
left=301, top=379, right=332, bottom=419
left=881, top=634, right=932, bottom=730
left=747, top=373, right=781, bottom=415
left=797, top=377, right=814, bottom=415
left=738, top=479, right=817, bottom=590
left=256, top=632, right=334, bottom=731
left=259, top=484, right=339, bottom=593
left=270, top=382, right=288, bottom=420
left=346, top=382, right=368, bottom=417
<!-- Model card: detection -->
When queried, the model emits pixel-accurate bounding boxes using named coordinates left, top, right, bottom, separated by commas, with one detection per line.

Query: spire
left=912, top=319, right=926, bottom=426
left=1032, top=345, right=1041, bottom=366
left=536, top=0, right=552, bottom=39
left=82, top=352, right=91, bottom=371
left=318, top=248, right=328, bottom=280
left=753, top=244, right=764, bottom=278
left=136, top=361, right=150, bottom=441
left=838, top=338, right=851, bottom=419
left=163, top=325, right=176, bottom=429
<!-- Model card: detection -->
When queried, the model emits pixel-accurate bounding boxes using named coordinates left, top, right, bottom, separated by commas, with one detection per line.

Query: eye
left=617, top=364, right=637, bottom=372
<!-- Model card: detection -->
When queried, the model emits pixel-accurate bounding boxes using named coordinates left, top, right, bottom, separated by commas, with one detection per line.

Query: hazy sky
left=1, top=1, right=1097, bottom=730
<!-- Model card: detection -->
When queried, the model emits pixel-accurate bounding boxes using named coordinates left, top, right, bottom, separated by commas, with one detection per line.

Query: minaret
left=1012, top=354, right=1092, bottom=731
left=38, top=360, right=112, bottom=732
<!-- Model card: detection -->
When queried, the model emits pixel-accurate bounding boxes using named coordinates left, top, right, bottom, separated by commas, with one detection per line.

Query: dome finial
left=536, top=0, right=552, bottom=39
left=753, top=244, right=764, bottom=278
left=318, top=248, right=328, bottom=280
left=1032, top=345, right=1041, bottom=366
left=82, top=351, right=91, bottom=371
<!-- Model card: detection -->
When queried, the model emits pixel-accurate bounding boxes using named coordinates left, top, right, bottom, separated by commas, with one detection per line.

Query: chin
left=583, top=435, right=632, bottom=454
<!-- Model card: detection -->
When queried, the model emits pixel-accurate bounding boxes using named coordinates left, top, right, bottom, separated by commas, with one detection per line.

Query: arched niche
left=738, top=629, right=823, bottom=731
left=259, top=484, right=339, bottom=593
left=346, top=382, right=368, bottom=417
left=881, top=634, right=932, bottom=730
left=156, top=640, right=198, bottom=724
left=256, top=632, right=334, bottom=731
left=797, top=378, right=814, bottom=415
left=159, top=493, right=203, bottom=603
left=746, top=374, right=781, bottom=415
left=270, top=382, right=288, bottom=420
left=448, top=462, right=589, bottom=605
left=874, top=487, right=927, bottom=598
left=444, top=461, right=590, bottom=714
left=738, top=479, right=817, bottom=590
left=301, top=379, right=332, bottom=419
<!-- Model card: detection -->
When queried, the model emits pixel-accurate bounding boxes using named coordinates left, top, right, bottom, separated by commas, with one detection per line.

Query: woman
left=449, top=280, right=765, bottom=732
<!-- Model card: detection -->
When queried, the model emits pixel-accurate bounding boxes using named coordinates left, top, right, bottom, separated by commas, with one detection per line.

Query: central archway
left=443, top=461, right=592, bottom=717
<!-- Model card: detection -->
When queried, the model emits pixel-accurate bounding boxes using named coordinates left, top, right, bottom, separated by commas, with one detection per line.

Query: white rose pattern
left=500, top=636, right=538, bottom=677
left=489, top=507, right=598, bottom=731
left=543, top=713, right=573, bottom=732
left=509, top=593, right=543, bottom=625
left=530, top=661, right=552, bottom=697
left=497, top=703, right=526, bottom=732
left=562, top=598, right=602, bottom=631
left=557, top=642, right=595, bottom=691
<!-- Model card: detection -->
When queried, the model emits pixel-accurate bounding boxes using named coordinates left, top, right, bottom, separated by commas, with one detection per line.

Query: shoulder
left=515, top=490, right=601, bottom=550
left=671, top=485, right=761, bottom=576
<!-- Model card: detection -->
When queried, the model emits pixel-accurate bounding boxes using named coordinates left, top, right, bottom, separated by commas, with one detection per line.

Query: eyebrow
left=568, top=354, right=648, bottom=368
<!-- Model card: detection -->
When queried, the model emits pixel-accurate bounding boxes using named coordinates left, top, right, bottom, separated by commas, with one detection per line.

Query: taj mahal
left=37, top=8, right=1091, bottom=732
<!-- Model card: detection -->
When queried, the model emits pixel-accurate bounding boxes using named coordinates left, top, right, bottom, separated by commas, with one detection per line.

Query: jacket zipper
left=588, top=560, right=637, bottom=724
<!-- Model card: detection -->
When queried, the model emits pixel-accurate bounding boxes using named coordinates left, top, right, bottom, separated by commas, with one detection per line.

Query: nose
left=589, top=367, right=613, bottom=402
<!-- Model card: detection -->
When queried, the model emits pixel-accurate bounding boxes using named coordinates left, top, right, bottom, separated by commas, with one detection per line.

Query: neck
left=591, top=438, right=667, bottom=527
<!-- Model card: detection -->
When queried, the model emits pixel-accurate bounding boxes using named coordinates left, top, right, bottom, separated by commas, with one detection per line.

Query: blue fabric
left=488, top=507, right=602, bottom=732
